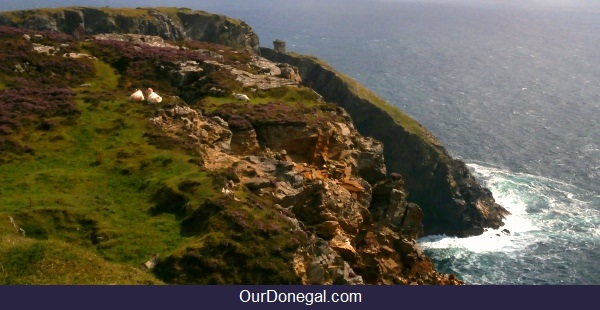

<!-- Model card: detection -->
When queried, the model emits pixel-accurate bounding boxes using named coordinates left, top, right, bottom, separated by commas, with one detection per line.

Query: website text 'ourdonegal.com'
left=239, top=289, right=362, bottom=306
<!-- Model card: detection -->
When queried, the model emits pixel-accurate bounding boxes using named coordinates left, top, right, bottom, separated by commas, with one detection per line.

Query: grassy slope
left=0, top=58, right=203, bottom=283
left=0, top=234, right=163, bottom=284
left=0, top=29, right=310, bottom=284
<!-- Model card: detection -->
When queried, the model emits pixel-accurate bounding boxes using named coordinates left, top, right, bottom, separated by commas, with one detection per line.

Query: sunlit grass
left=0, top=57, right=205, bottom=281
left=0, top=27, right=308, bottom=284
left=0, top=235, right=164, bottom=284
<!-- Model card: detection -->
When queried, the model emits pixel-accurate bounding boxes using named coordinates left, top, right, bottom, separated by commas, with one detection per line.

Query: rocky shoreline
left=0, top=7, right=508, bottom=284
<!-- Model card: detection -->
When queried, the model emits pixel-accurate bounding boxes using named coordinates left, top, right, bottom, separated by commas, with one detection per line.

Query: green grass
left=79, top=57, right=120, bottom=92
left=199, top=85, right=323, bottom=111
left=0, top=57, right=214, bottom=282
left=0, top=235, right=163, bottom=284
left=154, top=194, right=304, bottom=284
left=0, top=31, right=314, bottom=284
left=0, top=54, right=302, bottom=284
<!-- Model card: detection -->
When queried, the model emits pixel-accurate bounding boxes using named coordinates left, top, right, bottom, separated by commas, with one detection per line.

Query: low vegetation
left=0, top=25, right=310, bottom=284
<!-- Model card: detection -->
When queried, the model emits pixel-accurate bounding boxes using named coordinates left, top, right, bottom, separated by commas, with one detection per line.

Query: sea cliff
left=0, top=7, right=506, bottom=284
left=259, top=49, right=509, bottom=236
left=0, top=6, right=259, bottom=52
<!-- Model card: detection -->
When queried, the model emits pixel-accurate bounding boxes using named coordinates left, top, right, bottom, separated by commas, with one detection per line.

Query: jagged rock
left=252, top=120, right=387, bottom=183
left=168, top=60, right=204, bottom=86
left=201, top=55, right=304, bottom=89
left=144, top=80, right=460, bottom=285
left=354, top=136, right=387, bottom=184
left=371, top=180, right=424, bottom=238
left=32, top=43, right=57, bottom=54
left=149, top=104, right=231, bottom=153
left=398, top=203, right=424, bottom=239
left=243, top=177, right=273, bottom=191
left=230, top=129, right=261, bottom=155
left=231, top=66, right=301, bottom=89
left=260, top=47, right=509, bottom=237
left=278, top=63, right=302, bottom=83
left=291, top=178, right=367, bottom=238
left=0, top=7, right=259, bottom=52
left=250, top=56, right=281, bottom=76
left=210, top=116, right=228, bottom=128
left=63, top=52, right=97, bottom=60
left=329, top=233, right=360, bottom=263
left=316, top=221, right=340, bottom=239
left=295, top=236, right=364, bottom=285
left=93, top=33, right=179, bottom=49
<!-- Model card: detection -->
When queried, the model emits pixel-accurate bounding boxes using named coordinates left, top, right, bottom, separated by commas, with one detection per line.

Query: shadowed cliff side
left=0, top=24, right=463, bottom=284
left=0, top=5, right=508, bottom=236
left=0, top=7, right=259, bottom=52
left=260, top=48, right=509, bottom=237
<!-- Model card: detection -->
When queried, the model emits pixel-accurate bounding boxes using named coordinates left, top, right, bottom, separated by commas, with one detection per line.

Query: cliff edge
left=0, top=6, right=259, bottom=52
left=259, top=49, right=509, bottom=236
left=0, top=7, right=507, bottom=285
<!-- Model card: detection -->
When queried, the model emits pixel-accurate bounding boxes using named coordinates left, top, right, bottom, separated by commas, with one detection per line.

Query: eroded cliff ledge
left=0, top=7, right=507, bottom=285
left=259, top=49, right=509, bottom=237
left=0, top=6, right=259, bottom=52
left=0, top=22, right=462, bottom=284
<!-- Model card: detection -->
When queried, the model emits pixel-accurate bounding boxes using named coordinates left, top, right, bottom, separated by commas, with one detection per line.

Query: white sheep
left=147, top=88, right=163, bottom=104
left=233, top=93, right=250, bottom=103
left=129, top=89, right=145, bottom=102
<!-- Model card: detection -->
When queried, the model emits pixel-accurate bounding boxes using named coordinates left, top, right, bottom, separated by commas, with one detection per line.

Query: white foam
left=421, top=162, right=597, bottom=254
left=420, top=227, right=524, bottom=253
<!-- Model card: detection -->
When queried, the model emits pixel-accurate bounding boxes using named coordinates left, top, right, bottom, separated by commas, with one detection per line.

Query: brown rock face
left=0, top=5, right=507, bottom=238
left=149, top=101, right=232, bottom=154
left=0, top=9, right=477, bottom=285
left=371, top=179, right=424, bottom=239
left=259, top=47, right=509, bottom=237
left=230, top=129, right=261, bottom=155
left=149, top=98, right=461, bottom=285
left=0, top=7, right=260, bottom=52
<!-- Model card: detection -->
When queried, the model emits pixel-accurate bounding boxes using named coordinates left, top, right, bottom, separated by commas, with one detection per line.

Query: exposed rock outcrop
left=0, top=7, right=259, bottom=52
left=203, top=55, right=303, bottom=90
left=147, top=97, right=462, bottom=285
left=0, top=7, right=497, bottom=284
left=260, top=48, right=509, bottom=237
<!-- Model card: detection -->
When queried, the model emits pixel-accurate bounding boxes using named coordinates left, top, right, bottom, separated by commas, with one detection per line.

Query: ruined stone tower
left=273, top=39, right=286, bottom=53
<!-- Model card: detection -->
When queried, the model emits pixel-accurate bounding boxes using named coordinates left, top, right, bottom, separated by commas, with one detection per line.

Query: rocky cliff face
left=148, top=96, right=460, bottom=285
left=0, top=6, right=503, bottom=285
left=0, top=7, right=259, bottom=52
left=0, top=22, right=463, bottom=284
left=260, top=48, right=509, bottom=237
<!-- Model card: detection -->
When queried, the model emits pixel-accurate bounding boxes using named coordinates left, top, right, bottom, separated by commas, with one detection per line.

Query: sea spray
left=420, top=163, right=600, bottom=284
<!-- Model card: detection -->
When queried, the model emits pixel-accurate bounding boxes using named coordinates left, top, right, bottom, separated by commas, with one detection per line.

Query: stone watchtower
left=273, top=39, right=286, bottom=53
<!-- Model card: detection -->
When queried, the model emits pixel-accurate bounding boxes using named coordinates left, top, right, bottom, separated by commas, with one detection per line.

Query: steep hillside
left=0, top=7, right=508, bottom=238
left=0, top=23, right=461, bottom=285
left=0, top=6, right=259, bottom=52
left=260, top=49, right=509, bottom=236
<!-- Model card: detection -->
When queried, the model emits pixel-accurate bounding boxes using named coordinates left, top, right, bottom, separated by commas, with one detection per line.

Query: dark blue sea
left=4, top=0, right=599, bottom=285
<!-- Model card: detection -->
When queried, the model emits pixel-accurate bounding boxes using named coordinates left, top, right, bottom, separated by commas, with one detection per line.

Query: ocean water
left=3, top=0, right=600, bottom=284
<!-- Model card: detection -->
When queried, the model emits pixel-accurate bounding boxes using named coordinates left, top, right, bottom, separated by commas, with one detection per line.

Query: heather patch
left=0, top=27, right=92, bottom=88
left=207, top=101, right=345, bottom=131
left=0, top=84, right=78, bottom=135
